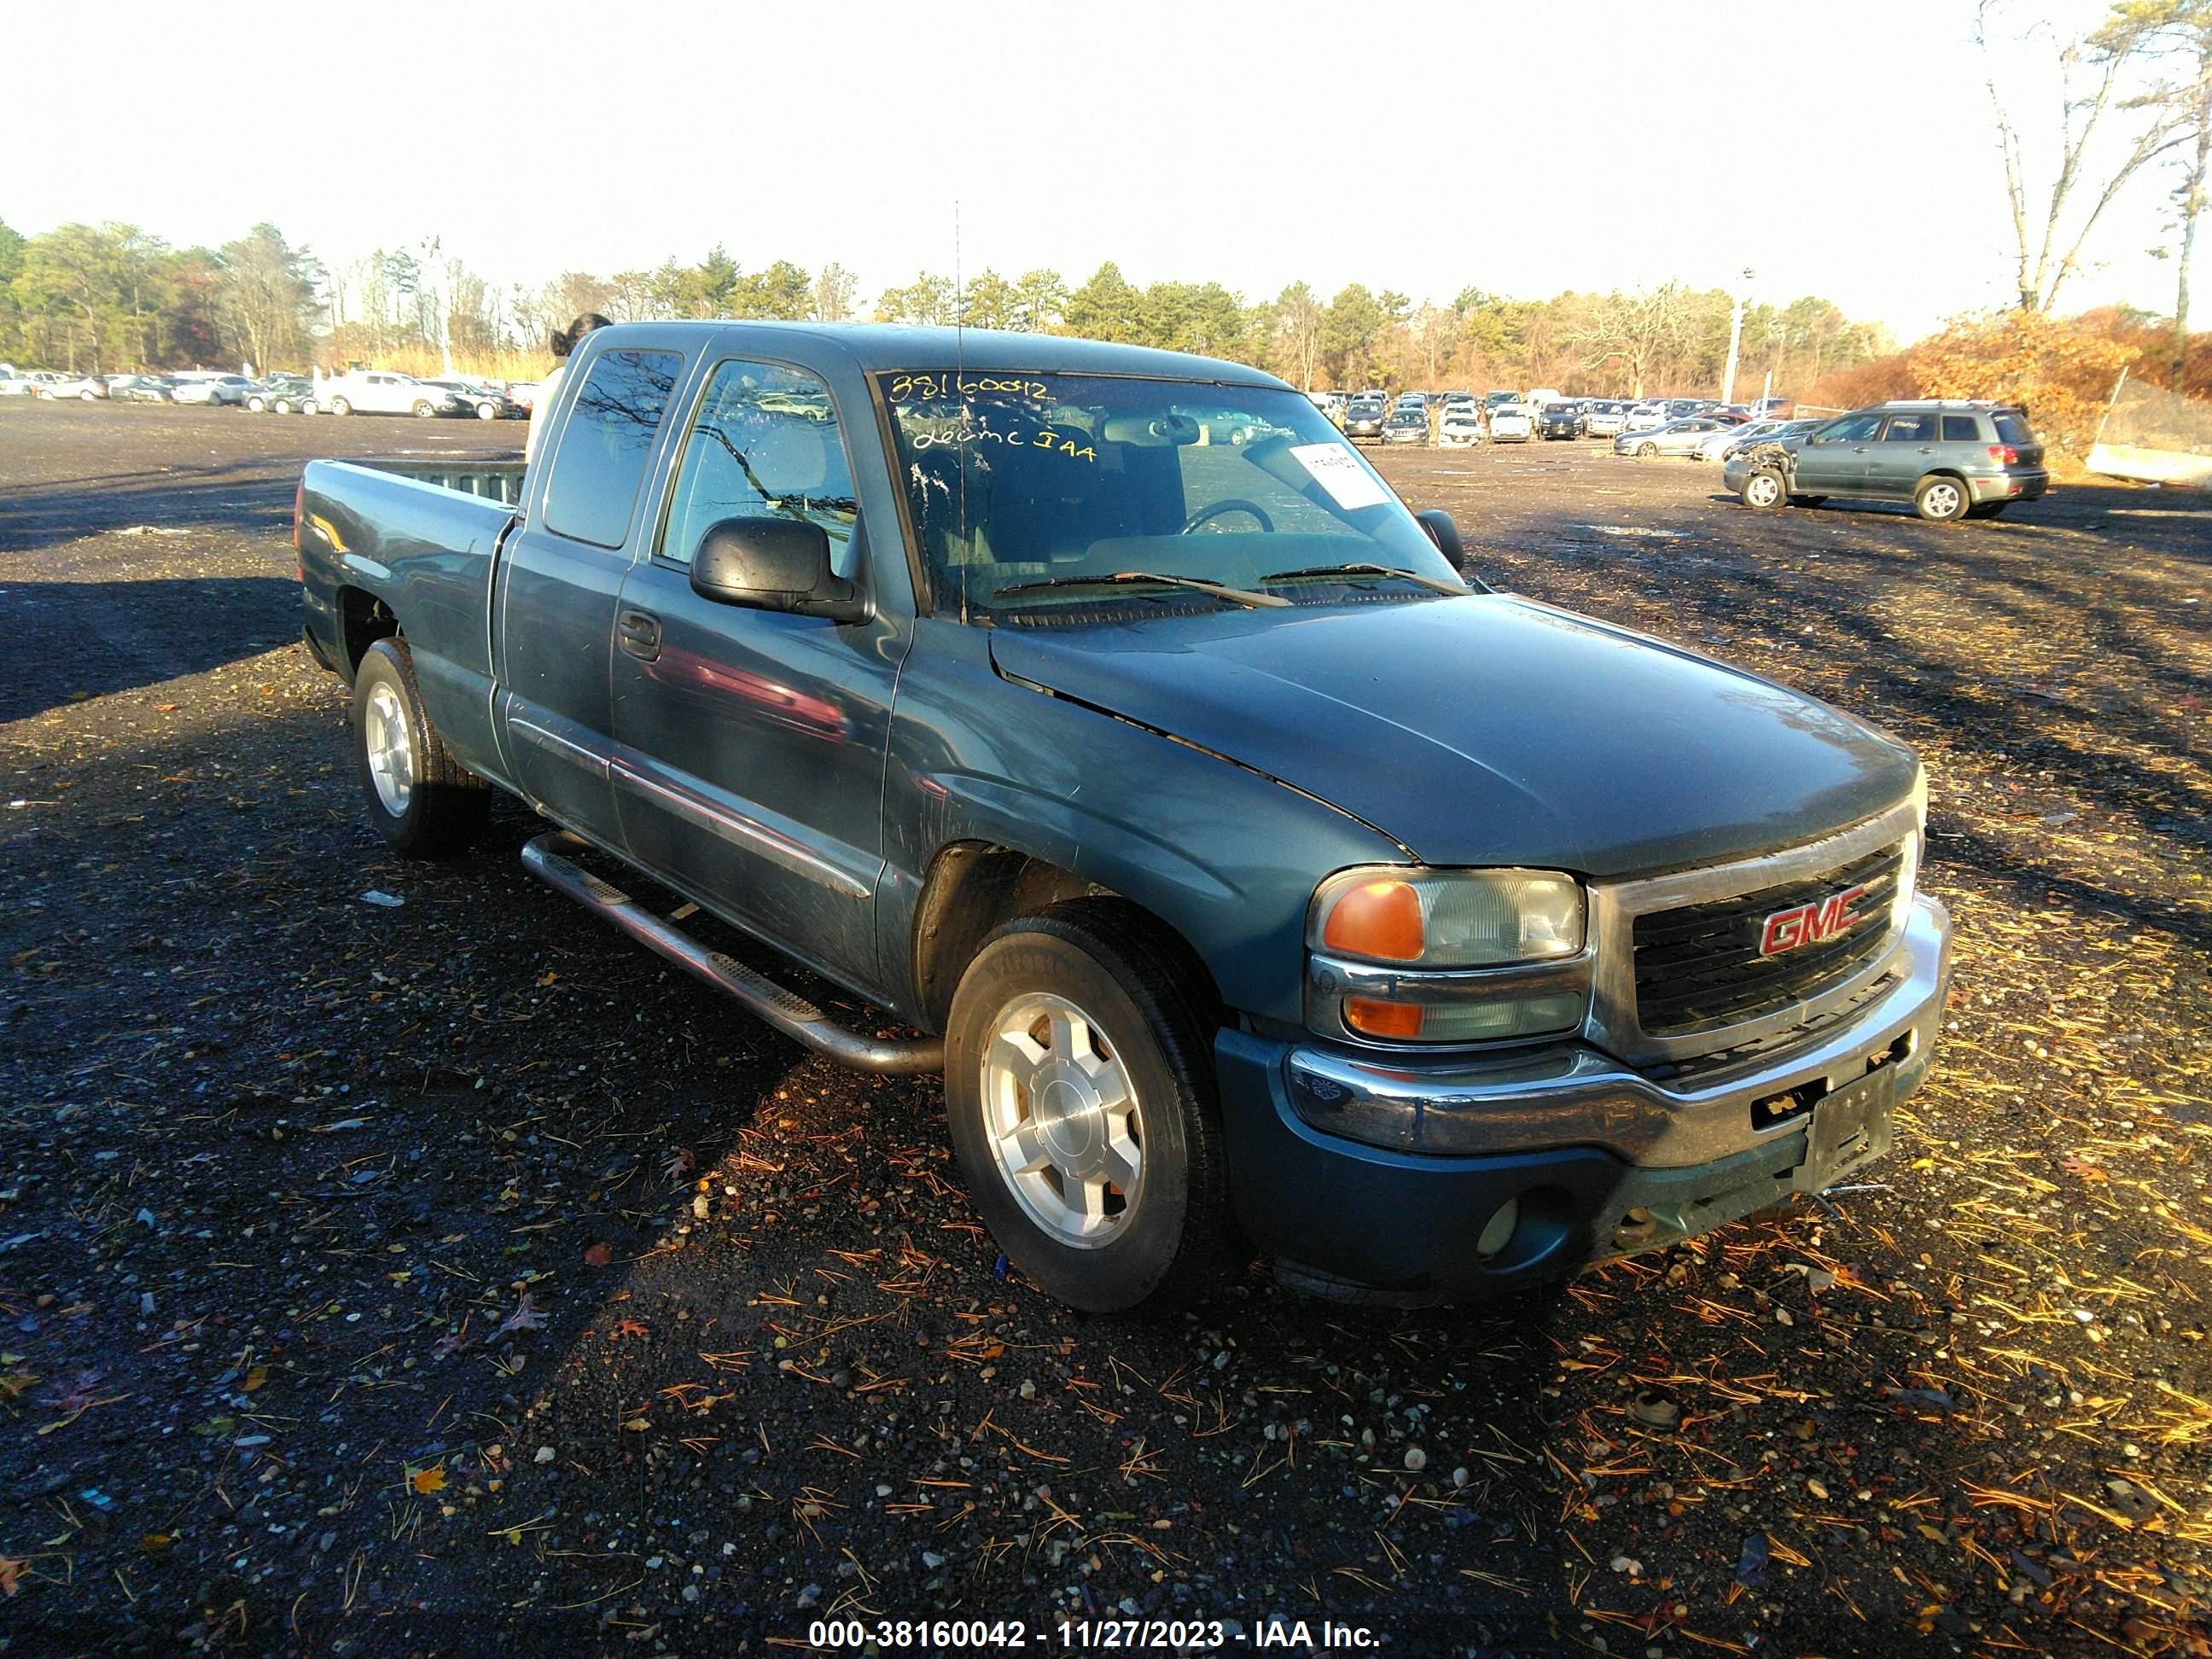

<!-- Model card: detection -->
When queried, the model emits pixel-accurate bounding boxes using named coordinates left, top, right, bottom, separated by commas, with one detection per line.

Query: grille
left=1632, top=843, right=1905, bottom=1036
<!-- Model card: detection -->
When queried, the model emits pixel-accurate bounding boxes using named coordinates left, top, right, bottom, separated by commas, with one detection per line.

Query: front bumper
left=1214, top=894, right=1951, bottom=1302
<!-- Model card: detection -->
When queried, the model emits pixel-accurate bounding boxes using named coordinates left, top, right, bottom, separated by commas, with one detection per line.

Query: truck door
left=608, top=356, right=901, bottom=992
left=492, top=346, right=685, bottom=845
left=1792, top=410, right=1881, bottom=492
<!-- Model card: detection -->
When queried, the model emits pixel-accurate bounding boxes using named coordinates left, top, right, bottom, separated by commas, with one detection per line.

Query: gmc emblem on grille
left=1760, top=884, right=1869, bottom=956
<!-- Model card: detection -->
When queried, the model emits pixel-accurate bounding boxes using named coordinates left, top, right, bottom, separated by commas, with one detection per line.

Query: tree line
left=0, top=217, right=1886, bottom=402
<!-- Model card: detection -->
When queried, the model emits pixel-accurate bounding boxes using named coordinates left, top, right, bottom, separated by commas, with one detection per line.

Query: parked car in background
left=15, top=370, right=69, bottom=397
left=1437, top=405, right=1485, bottom=447
left=1616, top=416, right=1730, bottom=458
left=1751, top=397, right=1796, bottom=418
left=0, top=364, right=31, bottom=396
left=1538, top=402, right=1582, bottom=440
left=1726, top=400, right=2048, bottom=521
left=426, top=378, right=526, bottom=421
left=313, top=370, right=463, bottom=418
left=110, top=375, right=178, bottom=403
left=1580, top=401, right=1627, bottom=438
left=1524, top=387, right=1564, bottom=411
left=44, top=374, right=111, bottom=400
left=1382, top=407, right=1431, bottom=445
left=1487, top=404, right=1534, bottom=442
left=171, top=373, right=254, bottom=406
left=247, top=376, right=316, bottom=413
left=1342, top=397, right=1388, bottom=444
left=1700, top=417, right=1816, bottom=463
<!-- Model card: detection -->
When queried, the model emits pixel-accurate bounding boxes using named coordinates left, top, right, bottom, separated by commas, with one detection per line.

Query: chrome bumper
left=1284, top=894, right=1950, bottom=1169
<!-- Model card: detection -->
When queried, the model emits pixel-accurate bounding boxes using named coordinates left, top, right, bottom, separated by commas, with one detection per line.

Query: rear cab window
left=1881, top=413, right=1935, bottom=442
left=1991, top=410, right=2036, bottom=447
left=542, top=349, right=684, bottom=549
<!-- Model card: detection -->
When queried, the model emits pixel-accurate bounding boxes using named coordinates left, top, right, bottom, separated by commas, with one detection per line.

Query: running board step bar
left=521, top=831, right=944, bottom=1076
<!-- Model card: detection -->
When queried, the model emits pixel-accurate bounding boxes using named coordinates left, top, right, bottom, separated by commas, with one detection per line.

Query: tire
left=247, top=397, right=265, bottom=412
left=351, top=638, right=491, bottom=859
left=1636, top=440, right=1657, bottom=458
left=1741, top=469, right=1787, bottom=510
left=1787, top=494, right=1828, bottom=508
left=273, top=399, right=294, bottom=415
left=476, top=402, right=497, bottom=421
left=80, top=389, right=96, bottom=401
left=328, top=397, right=352, bottom=416
left=1914, top=474, right=1970, bottom=523
left=944, top=899, right=1241, bottom=1314
left=412, top=400, right=436, bottom=418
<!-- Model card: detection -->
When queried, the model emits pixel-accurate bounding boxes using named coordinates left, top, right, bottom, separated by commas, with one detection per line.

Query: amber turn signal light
left=1343, top=997, right=1425, bottom=1039
left=1320, top=879, right=1424, bottom=962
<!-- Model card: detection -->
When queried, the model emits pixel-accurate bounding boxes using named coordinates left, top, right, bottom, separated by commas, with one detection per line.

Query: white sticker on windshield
left=1290, top=443, right=1391, bottom=511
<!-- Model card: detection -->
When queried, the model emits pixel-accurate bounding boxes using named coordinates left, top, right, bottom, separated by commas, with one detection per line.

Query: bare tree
left=1569, top=283, right=1696, bottom=398
left=1980, top=0, right=2182, bottom=311
left=2104, top=0, right=2212, bottom=391
left=810, top=261, right=859, bottom=322
left=1270, top=282, right=1324, bottom=389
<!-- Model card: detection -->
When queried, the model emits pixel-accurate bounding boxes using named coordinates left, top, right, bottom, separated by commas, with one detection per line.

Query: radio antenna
left=955, top=199, right=969, bottom=626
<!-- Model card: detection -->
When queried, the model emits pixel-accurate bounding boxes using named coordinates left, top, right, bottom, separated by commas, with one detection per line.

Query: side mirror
left=690, top=517, right=872, bottom=623
left=1416, top=508, right=1464, bottom=563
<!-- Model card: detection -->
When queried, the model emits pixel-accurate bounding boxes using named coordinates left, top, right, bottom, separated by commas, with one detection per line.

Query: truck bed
left=297, top=457, right=526, bottom=786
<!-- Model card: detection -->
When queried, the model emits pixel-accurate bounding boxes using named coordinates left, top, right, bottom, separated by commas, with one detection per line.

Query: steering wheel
left=1180, top=498, right=1274, bottom=534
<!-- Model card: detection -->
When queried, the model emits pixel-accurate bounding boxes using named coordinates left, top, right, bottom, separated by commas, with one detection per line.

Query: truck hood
left=987, top=594, right=1918, bottom=876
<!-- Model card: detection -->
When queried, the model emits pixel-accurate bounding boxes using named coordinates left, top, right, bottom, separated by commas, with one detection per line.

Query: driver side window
left=660, top=359, right=858, bottom=572
left=1822, top=413, right=1883, bottom=443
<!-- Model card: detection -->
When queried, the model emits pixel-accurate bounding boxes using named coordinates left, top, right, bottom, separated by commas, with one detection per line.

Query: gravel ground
left=1, top=402, right=2208, bottom=1658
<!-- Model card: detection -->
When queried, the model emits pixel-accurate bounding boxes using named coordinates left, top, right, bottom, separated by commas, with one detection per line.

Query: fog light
left=1475, top=1196, right=1520, bottom=1259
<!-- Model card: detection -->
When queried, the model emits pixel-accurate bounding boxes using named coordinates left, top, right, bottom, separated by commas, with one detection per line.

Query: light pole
left=1720, top=267, right=1754, bottom=406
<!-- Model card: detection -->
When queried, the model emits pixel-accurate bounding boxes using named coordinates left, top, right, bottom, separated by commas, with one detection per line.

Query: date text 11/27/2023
left=802, top=1617, right=1383, bottom=1650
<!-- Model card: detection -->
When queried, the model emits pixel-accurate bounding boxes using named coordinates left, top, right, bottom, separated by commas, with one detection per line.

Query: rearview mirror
left=690, top=517, right=872, bottom=623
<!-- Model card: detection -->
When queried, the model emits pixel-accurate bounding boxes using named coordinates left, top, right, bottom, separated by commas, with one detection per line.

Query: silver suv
left=1723, top=400, right=2048, bottom=521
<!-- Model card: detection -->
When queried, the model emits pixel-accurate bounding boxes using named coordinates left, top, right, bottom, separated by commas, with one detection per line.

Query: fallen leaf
left=410, top=1464, right=447, bottom=1495
left=243, top=1365, right=267, bottom=1394
left=611, top=1318, right=649, bottom=1341
left=583, top=1243, right=614, bottom=1268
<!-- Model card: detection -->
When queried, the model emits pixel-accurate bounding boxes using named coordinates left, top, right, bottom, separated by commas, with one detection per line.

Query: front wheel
left=1741, top=469, right=1786, bottom=510
left=328, top=397, right=351, bottom=416
left=1914, top=474, right=1969, bottom=522
left=1636, top=440, right=1657, bottom=457
left=247, top=397, right=266, bottom=412
left=412, top=400, right=436, bottom=418
left=352, top=638, right=491, bottom=859
left=272, top=399, right=294, bottom=415
left=81, top=390, right=97, bottom=401
left=476, top=402, right=498, bottom=421
left=944, top=900, right=1240, bottom=1313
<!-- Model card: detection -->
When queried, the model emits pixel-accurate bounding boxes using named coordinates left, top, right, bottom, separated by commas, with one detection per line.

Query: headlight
left=1307, top=868, right=1590, bottom=1044
left=1311, top=867, right=1584, bottom=967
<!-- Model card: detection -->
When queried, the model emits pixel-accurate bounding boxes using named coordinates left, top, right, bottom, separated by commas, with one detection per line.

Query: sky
left=3, top=0, right=2193, bottom=343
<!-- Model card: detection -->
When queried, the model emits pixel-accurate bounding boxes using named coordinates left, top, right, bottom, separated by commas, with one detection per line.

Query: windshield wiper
left=990, top=571, right=1290, bottom=609
left=1260, top=561, right=1470, bottom=596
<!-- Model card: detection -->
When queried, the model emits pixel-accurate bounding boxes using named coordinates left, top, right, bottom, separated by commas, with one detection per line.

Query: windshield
left=877, top=371, right=1455, bottom=615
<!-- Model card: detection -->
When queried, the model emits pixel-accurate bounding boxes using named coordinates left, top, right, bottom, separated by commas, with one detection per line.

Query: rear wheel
left=1914, top=474, right=1969, bottom=523
left=272, top=399, right=294, bottom=415
left=1741, top=469, right=1786, bottom=509
left=352, top=638, right=491, bottom=859
left=944, top=900, right=1239, bottom=1313
left=328, top=396, right=352, bottom=416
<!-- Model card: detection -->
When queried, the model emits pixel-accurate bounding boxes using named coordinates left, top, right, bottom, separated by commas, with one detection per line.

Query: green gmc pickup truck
left=297, top=323, right=1952, bottom=1311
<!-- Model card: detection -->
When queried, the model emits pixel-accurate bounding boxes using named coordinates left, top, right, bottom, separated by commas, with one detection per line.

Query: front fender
left=878, top=620, right=1405, bottom=1026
